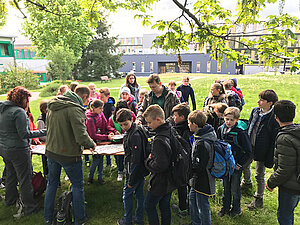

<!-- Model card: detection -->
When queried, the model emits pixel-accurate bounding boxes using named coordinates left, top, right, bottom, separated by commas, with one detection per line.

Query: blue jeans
left=144, top=191, right=172, bottom=225
left=88, top=155, right=103, bottom=180
left=277, top=188, right=300, bottom=225
left=222, top=169, right=242, bottom=212
left=189, top=188, right=211, bottom=225
left=123, top=178, right=145, bottom=224
left=44, top=158, right=86, bottom=225
left=115, top=155, right=124, bottom=173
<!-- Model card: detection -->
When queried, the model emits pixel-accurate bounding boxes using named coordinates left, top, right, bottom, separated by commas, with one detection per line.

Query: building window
left=16, top=49, right=23, bottom=59
left=0, top=44, right=9, bottom=56
left=132, top=62, right=136, bottom=71
left=30, top=51, right=35, bottom=58
left=196, top=61, right=201, bottom=72
left=141, top=62, right=144, bottom=72
left=150, top=62, right=153, bottom=73
left=207, top=61, right=211, bottom=72
left=23, top=49, right=30, bottom=59
left=217, top=61, right=221, bottom=72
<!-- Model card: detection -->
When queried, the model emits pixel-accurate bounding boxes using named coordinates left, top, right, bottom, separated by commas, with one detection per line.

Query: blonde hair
left=188, top=110, right=207, bottom=128
left=88, top=83, right=97, bottom=89
left=224, top=107, right=240, bottom=119
left=143, top=105, right=165, bottom=121
left=139, top=89, right=149, bottom=96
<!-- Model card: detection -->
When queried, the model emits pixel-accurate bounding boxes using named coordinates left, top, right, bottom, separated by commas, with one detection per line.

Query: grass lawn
left=0, top=73, right=300, bottom=225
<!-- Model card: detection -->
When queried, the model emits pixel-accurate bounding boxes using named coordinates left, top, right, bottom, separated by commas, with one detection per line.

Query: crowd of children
left=0, top=73, right=299, bottom=225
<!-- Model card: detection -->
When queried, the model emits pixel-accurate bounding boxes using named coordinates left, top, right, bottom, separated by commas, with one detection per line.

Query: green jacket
left=267, top=124, right=300, bottom=195
left=46, top=91, right=95, bottom=162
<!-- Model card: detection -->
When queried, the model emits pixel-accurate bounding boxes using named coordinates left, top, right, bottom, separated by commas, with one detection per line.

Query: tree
left=73, top=19, right=124, bottom=80
left=46, top=45, right=77, bottom=82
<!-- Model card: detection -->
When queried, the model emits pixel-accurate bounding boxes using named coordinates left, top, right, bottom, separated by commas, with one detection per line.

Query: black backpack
left=54, top=191, right=73, bottom=225
left=227, top=92, right=242, bottom=108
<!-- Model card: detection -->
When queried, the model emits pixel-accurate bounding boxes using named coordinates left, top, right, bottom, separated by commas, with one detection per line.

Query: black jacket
left=176, top=84, right=196, bottom=110
left=217, top=122, right=252, bottom=167
left=145, top=122, right=176, bottom=196
left=103, top=97, right=115, bottom=121
left=174, top=120, right=193, bottom=144
left=248, top=107, right=279, bottom=168
left=123, top=123, right=146, bottom=187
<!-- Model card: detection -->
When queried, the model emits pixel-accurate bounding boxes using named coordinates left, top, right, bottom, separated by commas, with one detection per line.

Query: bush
left=40, top=80, right=72, bottom=97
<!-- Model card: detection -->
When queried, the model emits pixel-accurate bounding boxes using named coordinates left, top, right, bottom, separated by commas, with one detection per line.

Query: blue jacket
left=176, top=84, right=196, bottom=110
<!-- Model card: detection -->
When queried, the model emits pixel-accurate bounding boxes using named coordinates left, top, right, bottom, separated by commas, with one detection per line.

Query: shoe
left=241, top=182, right=253, bottom=190
left=217, top=207, right=230, bottom=217
left=230, top=209, right=242, bottom=217
left=98, top=178, right=106, bottom=185
left=247, top=197, right=263, bottom=210
left=0, top=182, right=5, bottom=189
left=87, top=178, right=93, bottom=185
left=13, top=199, right=24, bottom=218
left=117, top=217, right=132, bottom=225
left=117, top=173, right=123, bottom=182
left=85, top=161, right=91, bottom=167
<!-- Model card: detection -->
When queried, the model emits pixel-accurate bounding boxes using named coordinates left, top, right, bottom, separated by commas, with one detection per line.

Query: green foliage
left=0, top=0, right=7, bottom=28
left=40, top=80, right=72, bottom=97
left=73, top=19, right=124, bottom=80
left=0, top=64, right=39, bottom=94
left=46, top=45, right=77, bottom=81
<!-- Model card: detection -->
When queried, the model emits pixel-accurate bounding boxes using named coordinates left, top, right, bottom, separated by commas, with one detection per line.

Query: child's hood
left=230, top=78, right=238, bottom=87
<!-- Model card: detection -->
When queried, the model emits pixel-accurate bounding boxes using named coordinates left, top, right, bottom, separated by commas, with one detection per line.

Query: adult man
left=44, top=85, right=96, bottom=225
left=136, top=74, right=180, bottom=124
left=266, top=100, right=300, bottom=225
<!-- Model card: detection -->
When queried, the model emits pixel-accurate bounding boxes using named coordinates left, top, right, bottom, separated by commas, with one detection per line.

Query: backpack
left=31, top=171, right=47, bottom=198
left=54, top=191, right=73, bottom=225
left=227, top=92, right=242, bottom=108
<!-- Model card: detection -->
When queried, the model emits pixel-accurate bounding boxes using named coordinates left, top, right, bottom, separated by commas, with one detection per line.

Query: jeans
left=242, top=157, right=253, bottom=185
left=123, top=178, right=145, bottom=224
left=1, top=148, right=37, bottom=214
left=189, top=188, right=211, bottom=225
left=88, top=155, right=103, bottom=180
left=106, top=155, right=111, bottom=166
left=44, top=157, right=86, bottom=225
left=115, top=155, right=124, bottom=173
left=144, top=191, right=172, bottom=225
left=222, top=169, right=243, bottom=212
left=277, top=188, right=300, bottom=225
left=254, top=161, right=266, bottom=198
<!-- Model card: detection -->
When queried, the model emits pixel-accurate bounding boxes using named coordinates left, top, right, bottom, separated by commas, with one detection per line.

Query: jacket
left=123, top=123, right=147, bottom=187
left=137, top=85, right=180, bottom=124
left=217, top=121, right=252, bottom=167
left=46, top=91, right=95, bottom=163
left=85, top=110, right=114, bottom=141
left=127, top=96, right=137, bottom=116
left=267, top=124, right=300, bottom=195
left=103, top=97, right=115, bottom=121
left=230, top=78, right=243, bottom=99
left=174, top=120, right=193, bottom=144
left=189, top=124, right=216, bottom=196
left=204, top=106, right=224, bottom=131
left=203, top=93, right=227, bottom=107
left=145, top=122, right=176, bottom=196
left=119, top=83, right=141, bottom=101
left=176, top=84, right=196, bottom=110
left=248, top=107, right=279, bottom=168
left=37, top=113, right=47, bottom=142
left=0, top=101, right=46, bottom=151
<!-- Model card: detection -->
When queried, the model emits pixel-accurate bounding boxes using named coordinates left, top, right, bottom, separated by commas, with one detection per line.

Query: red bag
left=32, top=171, right=46, bottom=197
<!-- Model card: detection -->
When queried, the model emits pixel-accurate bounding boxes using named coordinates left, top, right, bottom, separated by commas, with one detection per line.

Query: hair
left=172, top=103, right=191, bottom=120
left=213, top=103, right=228, bottom=114
left=139, top=89, right=149, bottom=96
left=188, top=110, right=207, bottom=128
left=113, top=100, right=129, bottom=119
left=7, top=86, right=31, bottom=109
left=99, top=87, right=110, bottom=96
left=88, top=83, right=97, bottom=89
left=168, top=80, right=176, bottom=86
left=259, top=90, right=278, bottom=105
left=183, top=76, right=190, bottom=82
left=116, top=108, right=133, bottom=123
left=57, top=85, right=68, bottom=96
left=274, top=100, right=296, bottom=123
left=125, top=72, right=139, bottom=87
left=215, top=79, right=226, bottom=84
left=224, top=107, right=240, bottom=119
left=147, top=74, right=160, bottom=84
left=39, top=100, right=48, bottom=113
left=70, top=82, right=79, bottom=92
left=212, top=82, right=225, bottom=95
left=26, top=106, right=34, bottom=123
left=90, top=99, right=104, bottom=109
left=143, top=104, right=165, bottom=121
left=223, top=80, right=232, bottom=90
left=75, top=85, right=90, bottom=97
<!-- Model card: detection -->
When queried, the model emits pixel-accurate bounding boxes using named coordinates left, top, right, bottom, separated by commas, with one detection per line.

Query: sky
left=1, top=0, right=299, bottom=39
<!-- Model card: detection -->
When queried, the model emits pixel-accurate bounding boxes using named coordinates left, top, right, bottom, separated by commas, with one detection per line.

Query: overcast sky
left=1, top=0, right=299, bottom=39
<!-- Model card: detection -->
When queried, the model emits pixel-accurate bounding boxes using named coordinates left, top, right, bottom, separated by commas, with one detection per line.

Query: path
left=29, top=92, right=41, bottom=102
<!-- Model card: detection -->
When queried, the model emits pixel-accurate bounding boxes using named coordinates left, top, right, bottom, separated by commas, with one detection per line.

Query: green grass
left=0, top=73, right=300, bottom=225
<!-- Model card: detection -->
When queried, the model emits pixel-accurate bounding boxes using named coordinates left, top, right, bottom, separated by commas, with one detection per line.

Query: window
left=217, top=61, right=221, bottom=72
left=150, top=62, right=153, bottom=73
left=196, top=61, right=201, bottom=72
left=207, top=61, right=211, bottom=72
left=0, top=44, right=9, bottom=56
left=132, top=62, right=136, bottom=71
left=30, top=51, right=35, bottom=58
left=23, top=49, right=30, bottom=59
left=141, top=62, right=144, bottom=72
left=16, top=49, right=23, bottom=59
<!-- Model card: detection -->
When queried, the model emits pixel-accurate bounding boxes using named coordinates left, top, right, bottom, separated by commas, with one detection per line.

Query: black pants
left=178, top=185, right=188, bottom=211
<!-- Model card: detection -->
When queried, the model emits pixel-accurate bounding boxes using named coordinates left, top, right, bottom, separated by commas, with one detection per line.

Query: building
left=0, top=34, right=15, bottom=73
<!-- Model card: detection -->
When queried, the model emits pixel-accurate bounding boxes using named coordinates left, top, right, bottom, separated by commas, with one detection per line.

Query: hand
left=32, top=139, right=41, bottom=145
left=108, top=132, right=114, bottom=140
left=128, top=184, right=133, bottom=188
left=266, top=183, right=273, bottom=192
left=148, top=153, right=151, bottom=159
left=115, top=131, right=121, bottom=135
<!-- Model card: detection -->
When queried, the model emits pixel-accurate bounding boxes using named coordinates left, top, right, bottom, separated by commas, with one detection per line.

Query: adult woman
left=0, top=86, right=46, bottom=217
left=203, top=83, right=228, bottom=107
left=119, top=72, right=141, bottom=101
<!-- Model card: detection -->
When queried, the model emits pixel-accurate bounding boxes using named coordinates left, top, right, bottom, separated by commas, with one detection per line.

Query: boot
left=247, top=196, right=263, bottom=210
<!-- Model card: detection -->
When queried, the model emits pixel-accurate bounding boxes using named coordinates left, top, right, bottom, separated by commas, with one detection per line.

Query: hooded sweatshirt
left=45, top=91, right=95, bottom=163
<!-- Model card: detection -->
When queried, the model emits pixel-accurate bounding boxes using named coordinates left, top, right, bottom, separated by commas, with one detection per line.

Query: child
left=88, top=83, right=100, bottom=101
left=223, top=81, right=242, bottom=109
left=203, top=103, right=228, bottom=131
left=37, top=100, right=48, bottom=142
left=85, top=99, right=115, bottom=185
left=266, top=100, right=300, bottom=225
left=115, top=108, right=147, bottom=225
left=168, top=80, right=183, bottom=102
left=137, top=89, right=149, bottom=111
left=119, top=72, right=141, bottom=102
left=109, top=100, right=136, bottom=181
left=176, top=76, right=196, bottom=110
left=245, top=90, right=279, bottom=210
left=143, top=105, right=176, bottom=225
left=70, top=82, right=79, bottom=92
left=57, top=85, right=68, bottom=96
left=203, top=83, right=227, bottom=107
left=171, top=103, right=193, bottom=217
left=188, top=110, right=216, bottom=225
left=120, top=87, right=137, bottom=116
left=25, top=106, right=40, bottom=145
left=216, top=107, right=251, bottom=217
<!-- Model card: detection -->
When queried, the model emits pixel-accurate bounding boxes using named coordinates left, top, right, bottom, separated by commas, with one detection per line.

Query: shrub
left=40, top=80, right=72, bottom=97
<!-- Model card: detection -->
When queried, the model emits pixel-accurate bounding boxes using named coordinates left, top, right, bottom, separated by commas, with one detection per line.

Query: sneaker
left=241, top=182, right=253, bottom=190
left=117, top=173, right=123, bottom=182
left=87, top=178, right=93, bottom=185
left=230, top=209, right=242, bottom=218
left=0, top=182, right=5, bottom=189
left=117, top=217, right=132, bottom=225
left=217, top=208, right=230, bottom=217
left=247, top=197, right=263, bottom=210
left=98, top=178, right=106, bottom=185
left=13, top=199, right=24, bottom=218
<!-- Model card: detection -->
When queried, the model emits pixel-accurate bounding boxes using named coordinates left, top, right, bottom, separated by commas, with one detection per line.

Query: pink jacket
left=85, top=110, right=114, bottom=141
left=108, top=112, right=136, bottom=134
